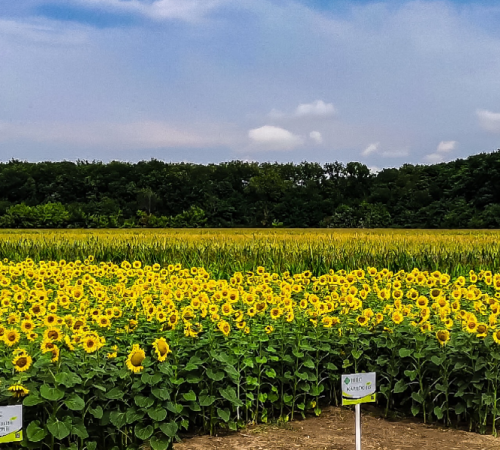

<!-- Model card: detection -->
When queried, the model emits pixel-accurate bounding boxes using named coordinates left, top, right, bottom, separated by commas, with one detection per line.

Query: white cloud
left=361, top=143, right=408, bottom=158
left=0, top=120, right=235, bottom=149
left=424, top=153, right=444, bottom=163
left=248, top=125, right=303, bottom=150
left=75, top=0, right=225, bottom=22
left=368, top=166, right=381, bottom=174
left=362, top=142, right=379, bottom=156
left=437, top=140, right=456, bottom=152
left=477, top=109, right=500, bottom=134
left=309, top=131, right=322, bottom=144
left=295, top=100, right=335, bottom=117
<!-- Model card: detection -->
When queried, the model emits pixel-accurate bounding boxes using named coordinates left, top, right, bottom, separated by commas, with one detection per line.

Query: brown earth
left=174, top=406, right=498, bottom=450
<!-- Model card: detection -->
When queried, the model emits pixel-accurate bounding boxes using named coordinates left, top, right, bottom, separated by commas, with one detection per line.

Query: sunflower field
left=0, top=230, right=500, bottom=449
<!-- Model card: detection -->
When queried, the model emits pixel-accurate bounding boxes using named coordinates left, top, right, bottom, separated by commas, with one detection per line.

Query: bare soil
left=174, top=406, right=498, bottom=450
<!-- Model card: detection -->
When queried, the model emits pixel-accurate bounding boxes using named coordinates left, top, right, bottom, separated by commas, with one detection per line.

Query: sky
left=1, top=0, right=500, bottom=170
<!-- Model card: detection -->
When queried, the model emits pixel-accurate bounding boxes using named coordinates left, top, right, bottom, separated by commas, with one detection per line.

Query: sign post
left=341, top=372, right=376, bottom=450
left=0, top=405, right=23, bottom=444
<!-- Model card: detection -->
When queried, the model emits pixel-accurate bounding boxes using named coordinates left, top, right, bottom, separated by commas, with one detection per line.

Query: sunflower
left=4, top=329, right=20, bottom=347
left=21, top=320, right=35, bottom=334
left=436, top=329, right=450, bottom=346
left=465, top=321, right=478, bottom=333
left=391, top=311, right=404, bottom=325
left=217, top=320, right=231, bottom=337
left=476, top=323, right=488, bottom=338
left=43, top=327, right=63, bottom=342
left=356, top=315, right=369, bottom=327
left=126, top=344, right=146, bottom=373
left=265, top=325, right=274, bottom=334
left=493, top=330, right=500, bottom=345
left=416, top=296, right=429, bottom=308
left=270, top=308, right=282, bottom=320
left=82, top=335, right=100, bottom=354
left=97, top=316, right=111, bottom=328
left=152, top=337, right=171, bottom=362
left=8, top=384, right=29, bottom=398
left=13, top=353, right=32, bottom=372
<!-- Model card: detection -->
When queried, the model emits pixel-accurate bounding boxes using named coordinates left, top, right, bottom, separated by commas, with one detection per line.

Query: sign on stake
left=341, top=372, right=376, bottom=450
left=0, top=405, right=23, bottom=443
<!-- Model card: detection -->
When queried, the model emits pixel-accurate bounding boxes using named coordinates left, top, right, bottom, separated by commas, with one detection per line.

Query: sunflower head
left=436, top=329, right=450, bottom=346
left=8, top=384, right=29, bottom=398
left=153, top=338, right=171, bottom=362
left=126, top=344, right=146, bottom=373
left=13, top=353, right=33, bottom=372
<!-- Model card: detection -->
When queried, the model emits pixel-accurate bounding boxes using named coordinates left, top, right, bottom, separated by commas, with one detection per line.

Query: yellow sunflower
left=13, top=353, right=32, bottom=372
left=493, top=330, right=500, bottom=345
left=436, top=329, right=450, bottom=346
left=8, top=384, right=29, bottom=398
left=126, top=344, right=146, bottom=373
left=152, top=338, right=171, bottom=362
left=391, top=311, right=404, bottom=325
left=4, top=329, right=20, bottom=347
left=82, top=335, right=100, bottom=354
left=43, top=327, right=63, bottom=342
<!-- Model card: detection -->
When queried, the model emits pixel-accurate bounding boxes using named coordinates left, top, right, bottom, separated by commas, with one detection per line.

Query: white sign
left=0, top=405, right=23, bottom=443
left=341, top=372, right=376, bottom=405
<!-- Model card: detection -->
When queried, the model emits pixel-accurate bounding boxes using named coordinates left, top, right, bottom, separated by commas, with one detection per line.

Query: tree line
left=1, top=150, right=500, bottom=228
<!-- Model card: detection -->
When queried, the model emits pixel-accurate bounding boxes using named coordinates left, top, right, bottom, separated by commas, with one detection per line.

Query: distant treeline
left=1, top=150, right=500, bottom=228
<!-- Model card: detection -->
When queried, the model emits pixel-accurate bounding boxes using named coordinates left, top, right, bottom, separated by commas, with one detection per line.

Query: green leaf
left=33, top=355, right=51, bottom=369
left=431, top=356, right=443, bottom=366
left=183, top=390, right=197, bottom=402
left=89, top=405, right=103, bottom=419
left=411, top=404, right=421, bottom=416
left=326, top=363, right=338, bottom=371
left=55, top=372, right=82, bottom=388
left=256, top=356, right=268, bottom=364
left=24, top=393, right=45, bottom=407
left=126, top=407, right=145, bottom=424
left=110, top=411, right=127, bottom=429
left=199, top=394, right=216, bottom=407
left=47, top=417, right=71, bottom=440
left=148, top=405, right=167, bottom=421
left=26, top=420, right=47, bottom=442
left=219, top=387, right=243, bottom=407
left=64, top=394, right=85, bottom=411
left=398, top=348, right=412, bottom=358
left=411, top=392, right=424, bottom=404
left=393, top=379, right=407, bottom=394
left=206, top=369, right=224, bottom=381
left=217, top=408, right=230, bottom=422
left=105, top=387, right=124, bottom=400
left=40, top=385, right=65, bottom=401
left=150, top=435, right=170, bottom=450
left=152, top=387, right=171, bottom=401
left=166, top=402, right=183, bottom=414
left=265, top=368, right=276, bottom=378
left=71, top=420, right=89, bottom=439
left=433, top=406, right=444, bottom=420
left=86, top=441, right=97, bottom=450
left=351, top=349, right=363, bottom=360
left=135, top=395, right=155, bottom=408
left=303, top=359, right=315, bottom=369
left=160, top=421, right=178, bottom=438
left=134, top=423, right=154, bottom=440
left=454, top=403, right=466, bottom=415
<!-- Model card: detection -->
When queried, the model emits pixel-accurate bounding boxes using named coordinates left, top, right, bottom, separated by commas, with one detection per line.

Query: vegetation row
left=1, top=258, right=499, bottom=450
left=1, top=149, right=500, bottom=228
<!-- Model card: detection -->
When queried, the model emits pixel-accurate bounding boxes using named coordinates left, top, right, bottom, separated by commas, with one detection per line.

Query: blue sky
left=0, top=0, right=499, bottom=170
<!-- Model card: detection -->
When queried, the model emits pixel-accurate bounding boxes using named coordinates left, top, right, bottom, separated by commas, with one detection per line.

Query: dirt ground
left=174, top=406, right=498, bottom=450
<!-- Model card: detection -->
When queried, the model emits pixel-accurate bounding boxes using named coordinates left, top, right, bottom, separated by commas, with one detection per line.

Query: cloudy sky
left=1, top=0, right=500, bottom=169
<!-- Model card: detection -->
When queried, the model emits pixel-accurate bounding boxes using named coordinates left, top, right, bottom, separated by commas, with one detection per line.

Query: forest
left=1, top=149, right=500, bottom=228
